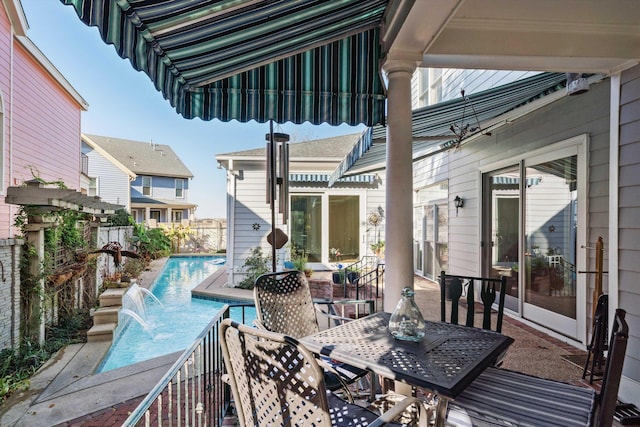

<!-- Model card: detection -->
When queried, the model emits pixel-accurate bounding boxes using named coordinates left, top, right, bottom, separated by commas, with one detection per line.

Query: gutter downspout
left=226, top=160, right=236, bottom=286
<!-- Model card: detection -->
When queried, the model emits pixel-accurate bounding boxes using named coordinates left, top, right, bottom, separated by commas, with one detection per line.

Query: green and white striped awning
left=60, top=0, right=388, bottom=126
left=290, top=173, right=375, bottom=184
left=329, top=72, right=568, bottom=185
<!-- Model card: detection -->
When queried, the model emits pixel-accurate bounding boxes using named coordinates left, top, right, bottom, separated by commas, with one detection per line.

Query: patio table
left=300, top=311, right=514, bottom=426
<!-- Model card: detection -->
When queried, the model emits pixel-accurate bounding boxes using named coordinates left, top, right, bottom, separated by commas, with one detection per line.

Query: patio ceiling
left=384, top=0, right=640, bottom=74
left=60, top=0, right=388, bottom=126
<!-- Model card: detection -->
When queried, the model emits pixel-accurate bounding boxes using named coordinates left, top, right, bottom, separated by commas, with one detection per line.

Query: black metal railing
left=339, top=256, right=384, bottom=303
left=549, top=258, right=577, bottom=297
left=122, top=303, right=254, bottom=426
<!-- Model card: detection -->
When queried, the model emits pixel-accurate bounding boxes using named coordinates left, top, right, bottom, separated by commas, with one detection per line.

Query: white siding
left=227, top=162, right=385, bottom=286
left=618, top=64, right=640, bottom=395
left=83, top=142, right=130, bottom=210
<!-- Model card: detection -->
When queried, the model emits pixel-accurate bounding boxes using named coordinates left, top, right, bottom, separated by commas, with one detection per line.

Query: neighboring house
left=83, top=134, right=196, bottom=225
left=216, top=134, right=385, bottom=286
left=0, top=1, right=90, bottom=351
left=81, top=134, right=136, bottom=210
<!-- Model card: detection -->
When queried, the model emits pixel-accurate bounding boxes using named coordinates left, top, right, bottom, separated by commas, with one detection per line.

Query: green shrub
left=238, top=247, right=270, bottom=289
left=0, top=309, right=91, bottom=403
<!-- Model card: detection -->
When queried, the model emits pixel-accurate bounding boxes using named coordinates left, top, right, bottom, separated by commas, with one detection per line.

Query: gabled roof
left=84, top=134, right=193, bottom=179
left=81, top=134, right=136, bottom=179
left=216, top=133, right=362, bottom=162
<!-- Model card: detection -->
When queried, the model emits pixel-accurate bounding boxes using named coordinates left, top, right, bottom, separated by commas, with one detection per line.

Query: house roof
left=84, top=134, right=193, bottom=179
left=216, top=133, right=362, bottom=163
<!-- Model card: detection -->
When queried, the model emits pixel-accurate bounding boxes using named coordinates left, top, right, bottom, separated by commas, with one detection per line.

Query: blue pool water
left=97, top=256, right=255, bottom=372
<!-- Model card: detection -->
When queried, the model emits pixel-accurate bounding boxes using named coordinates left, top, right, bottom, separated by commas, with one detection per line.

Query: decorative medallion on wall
left=252, top=223, right=260, bottom=231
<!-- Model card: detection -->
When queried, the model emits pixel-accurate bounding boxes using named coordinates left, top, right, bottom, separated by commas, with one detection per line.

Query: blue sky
left=21, top=1, right=364, bottom=218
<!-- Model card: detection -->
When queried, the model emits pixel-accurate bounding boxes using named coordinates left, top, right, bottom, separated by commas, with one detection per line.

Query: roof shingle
left=85, top=134, right=193, bottom=178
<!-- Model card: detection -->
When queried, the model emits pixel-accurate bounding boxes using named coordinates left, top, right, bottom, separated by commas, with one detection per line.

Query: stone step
left=99, top=288, right=127, bottom=308
left=92, top=307, right=120, bottom=325
left=87, top=322, right=117, bottom=342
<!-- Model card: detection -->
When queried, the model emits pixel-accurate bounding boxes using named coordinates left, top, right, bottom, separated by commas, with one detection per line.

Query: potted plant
left=371, top=241, right=385, bottom=258
left=332, top=264, right=345, bottom=284
left=291, top=253, right=306, bottom=271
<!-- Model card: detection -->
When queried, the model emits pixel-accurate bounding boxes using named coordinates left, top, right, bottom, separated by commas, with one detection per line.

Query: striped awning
left=290, top=173, right=375, bottom=184
left=60, top=0, right=388, bottom=126
left=328, top=72, right=568, bottom=185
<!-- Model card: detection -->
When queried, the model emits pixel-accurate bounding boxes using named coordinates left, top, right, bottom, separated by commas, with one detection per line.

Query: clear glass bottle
left=388, top=287, right=426, bottom=342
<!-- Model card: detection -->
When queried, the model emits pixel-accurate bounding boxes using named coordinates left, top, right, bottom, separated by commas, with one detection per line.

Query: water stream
left=98, top=256, right=254, bottom=373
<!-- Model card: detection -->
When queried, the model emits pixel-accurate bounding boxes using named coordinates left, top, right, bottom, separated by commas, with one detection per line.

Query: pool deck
left=2, top=259, right=630, bottom=426
left=0, top=257, right=244, bottom=427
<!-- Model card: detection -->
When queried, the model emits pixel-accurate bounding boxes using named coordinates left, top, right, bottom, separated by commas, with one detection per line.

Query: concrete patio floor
left=0, top=262, right=632, bottom=426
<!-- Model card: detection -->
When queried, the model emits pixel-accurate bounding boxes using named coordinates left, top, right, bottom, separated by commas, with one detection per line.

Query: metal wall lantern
left=454, top=195, right=464, bottom=215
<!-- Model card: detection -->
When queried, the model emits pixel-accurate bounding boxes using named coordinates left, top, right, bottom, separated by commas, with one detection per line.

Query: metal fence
left=338, top=255, right=385, bottom=304
left=123, top=303, right=254, bottom=427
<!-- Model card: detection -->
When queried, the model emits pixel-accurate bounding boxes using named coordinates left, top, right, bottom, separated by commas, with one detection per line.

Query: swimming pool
left=97, top=256, right=255, bottom=373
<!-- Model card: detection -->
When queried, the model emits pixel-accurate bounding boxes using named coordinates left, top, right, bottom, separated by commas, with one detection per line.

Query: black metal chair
left=439, top=271, right=507, bottom=333
left=447, top=308, right=629, bottom=427
left=583, top=293, right=608, bottom=383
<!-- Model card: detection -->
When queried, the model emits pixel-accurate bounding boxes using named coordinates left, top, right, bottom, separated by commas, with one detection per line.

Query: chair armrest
left=370, top=395, right=428, bottom=427
left=315, top=358, right=354, bottom=402
left=253, top=319, right=267, bottom=330
left=314, top=299, right=375, bottom=328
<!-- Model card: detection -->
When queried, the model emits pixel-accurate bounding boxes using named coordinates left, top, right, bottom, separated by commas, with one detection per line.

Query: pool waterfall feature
left=116, top=282, right=163, bottom=333
left=95, top=255, right=254, bottom=373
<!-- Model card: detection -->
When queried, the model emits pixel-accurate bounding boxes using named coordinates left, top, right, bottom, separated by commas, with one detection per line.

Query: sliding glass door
left=523, top=154, right=579, bottom=335
left=484, top=166, right=521, bottom=312
left=482, top=137, right=586, bottom=338
left=291, top=194, right=360, bottom=264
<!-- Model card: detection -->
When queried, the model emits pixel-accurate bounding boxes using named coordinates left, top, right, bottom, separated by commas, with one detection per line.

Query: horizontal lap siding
left=231, top=164, right=385, bottom=281
left=619, top=65, right=640, bottom=385
left=233, top=168, right=274, bottom=273
left=85, top=146, right=130, bottom=208
left=11, top=44, right=80, bottom=190
left=0, top=10, right=13, bottom=235
left=445, top=80, right=610, bottom=286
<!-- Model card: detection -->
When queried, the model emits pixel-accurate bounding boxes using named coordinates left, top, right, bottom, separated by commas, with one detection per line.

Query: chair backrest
left=439, top=271, right=507, bottom=333
left=219, top=318, right=332, bottom=426
left=253, top=270, right=320, bottom=338
left=597, top=308, right=628, bottom=427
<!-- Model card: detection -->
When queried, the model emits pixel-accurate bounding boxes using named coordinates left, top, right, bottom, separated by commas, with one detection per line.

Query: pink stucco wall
left=0, top=4, right=84, bottom=237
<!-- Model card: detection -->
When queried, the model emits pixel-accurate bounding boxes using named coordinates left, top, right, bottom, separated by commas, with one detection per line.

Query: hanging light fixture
left=566, top=73, right=590, bottom=96
left=454, top=195, right=464, bottom=216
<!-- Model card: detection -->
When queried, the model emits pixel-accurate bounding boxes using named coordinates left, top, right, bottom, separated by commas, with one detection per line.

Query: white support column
left=383, top=60, right=416, bottom=313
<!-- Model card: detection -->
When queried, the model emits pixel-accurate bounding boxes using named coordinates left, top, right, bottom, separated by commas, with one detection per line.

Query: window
left=414, top=181, right=448, bottom=279
left=175, top=179, right=184, bottom=198
left=88, top=177, right=98, bottom=197
left=429, top=68, right=443, bottom=105
left=142, top=176, right=152, bottom=196
left=150, top=210, right=161, bottom=221
left=290, top=194, right=361, bottom=264
left=173, top=211, right=183, bottom=222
